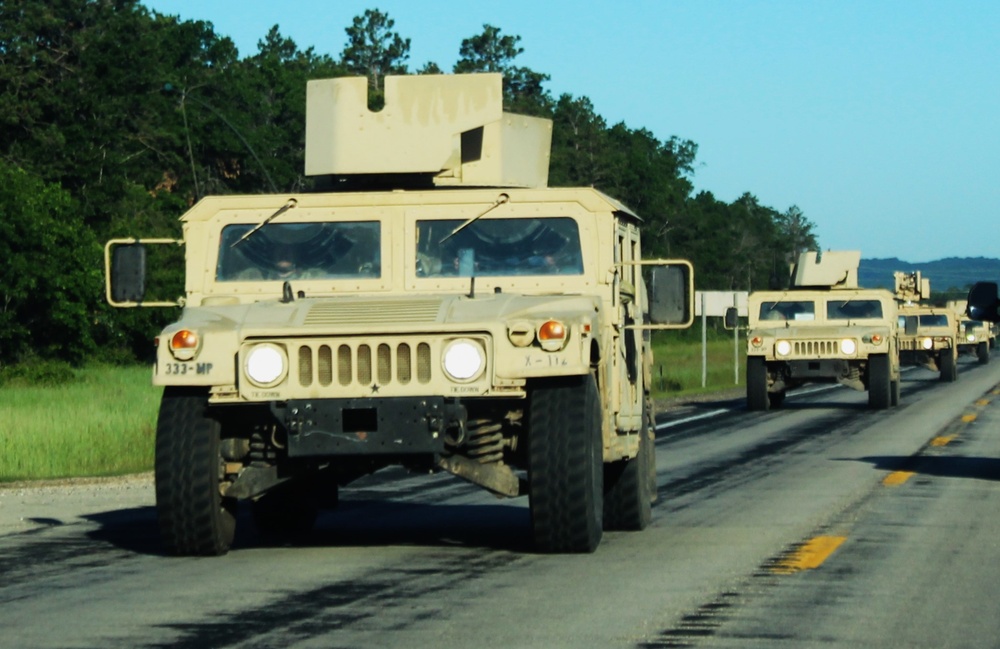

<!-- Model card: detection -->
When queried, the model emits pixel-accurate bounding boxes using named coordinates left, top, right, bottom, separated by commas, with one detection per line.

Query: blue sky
left=141, top=1, right=1000, bottom=262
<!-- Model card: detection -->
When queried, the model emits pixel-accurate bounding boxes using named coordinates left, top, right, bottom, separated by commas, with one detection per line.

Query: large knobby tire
left=890, top=379, right=900, bottom=407
left=747, top=356, right=770, bottom=411
left=978, top=341, right=990, bottom=364
left=528, top=375, right=603, bottom=553
left=603, top=397, right=654, bottom=531
left=155, top=387, right=236, bottom=556
left=867, top=354, right=891, bottom=410
left=939, top=351, right=958, bottom=382
left=768, top=390, right=786, bottom=409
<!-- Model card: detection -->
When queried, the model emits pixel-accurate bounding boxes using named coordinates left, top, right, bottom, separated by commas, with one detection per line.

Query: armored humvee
left=893, top=274, right=958, bottom=380
left=896, top=305, right=959, bottom=380
left=947, top=300, right=992, bottom=364
left=733, top=251, right=900, bottom=410
left=104, top=74, right=694, bottom=555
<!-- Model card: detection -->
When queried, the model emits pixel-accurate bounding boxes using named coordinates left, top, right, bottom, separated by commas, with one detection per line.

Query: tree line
left=0, top=1, right=818, bottom=367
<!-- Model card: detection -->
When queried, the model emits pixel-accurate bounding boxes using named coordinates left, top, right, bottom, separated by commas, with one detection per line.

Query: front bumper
left=272, top=397, right=466, bottom=457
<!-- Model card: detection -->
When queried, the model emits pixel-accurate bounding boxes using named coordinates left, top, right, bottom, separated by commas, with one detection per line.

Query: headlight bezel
left=775, top=340, right=792, bottom=356
left=244, top=343, right=288, bottom=388
left=441, top=338, right=487, bottom=383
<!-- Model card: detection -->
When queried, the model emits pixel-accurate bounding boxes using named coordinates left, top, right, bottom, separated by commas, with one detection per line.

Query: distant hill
left=859, top=257, right=1000, bottom=292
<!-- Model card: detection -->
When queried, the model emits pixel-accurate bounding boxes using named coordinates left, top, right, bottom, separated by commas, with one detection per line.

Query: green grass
left=650, top=332, right=747, bottom=397
left=0, top=365, right=161, bottom=482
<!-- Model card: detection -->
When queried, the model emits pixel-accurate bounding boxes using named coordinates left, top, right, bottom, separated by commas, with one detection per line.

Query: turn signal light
left=538, top=320, right=568, bottom=351
left=171, top=329, right=198, bottom=349
left=538, top=320, right=566, bottom=341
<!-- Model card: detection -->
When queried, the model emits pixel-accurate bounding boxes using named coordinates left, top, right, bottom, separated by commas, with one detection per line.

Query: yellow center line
left=883, top=470, right=915, bottom=486
left=961, top=414, right=977, bottom=423
left=770, top=536, right=847, bottom=575
left=975, top=399, right=991, bottom=407
left=931, top=435, right=955, bottom=446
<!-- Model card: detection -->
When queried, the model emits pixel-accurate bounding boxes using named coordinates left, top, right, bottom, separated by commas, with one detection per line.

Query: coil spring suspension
left=465, top=418, right=505, bottom=464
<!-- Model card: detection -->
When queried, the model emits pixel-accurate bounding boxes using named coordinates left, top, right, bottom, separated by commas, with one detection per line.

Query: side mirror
left=649, top=264, right=693, bottom=326
left=967, top=282, right=1000, bottom=322
left=110, top=243, right=147, bottom=304
left=904, top=315, right=918, bottom=336
left=724, top=306, right=739, bottom=330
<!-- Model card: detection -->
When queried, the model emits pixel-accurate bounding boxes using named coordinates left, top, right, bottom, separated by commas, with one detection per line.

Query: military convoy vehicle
left=947, top=300, right=992, bottom=364
left=104, top=74, right=694, bottom=555
left=729, top=250, right=900, bottom=411
left=893, top=272, right=958, bottom=381
left=896, top=305, right=959, bottom=380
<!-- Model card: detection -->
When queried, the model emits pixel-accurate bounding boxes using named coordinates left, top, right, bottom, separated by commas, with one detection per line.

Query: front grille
left=297, top=340, right=433, bottom=388
left=792, top=340, right=838, bottom=355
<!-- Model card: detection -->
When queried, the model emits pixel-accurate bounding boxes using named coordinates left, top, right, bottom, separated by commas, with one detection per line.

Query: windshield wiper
left=438, top=192, right=509, bottom=244
left=231, top=198, right=298, bottom=248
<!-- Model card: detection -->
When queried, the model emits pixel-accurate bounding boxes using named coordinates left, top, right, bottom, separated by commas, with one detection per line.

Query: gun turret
left=791, top=250, right=860, bottom=288
left=894, top=271, right=930, bottom=303
left=305, top=73, right=552, bottom=189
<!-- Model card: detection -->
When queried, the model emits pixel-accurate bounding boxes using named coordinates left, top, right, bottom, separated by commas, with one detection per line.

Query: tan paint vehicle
left=896, top=305, right=959, bottom=380
left=733, top=251, right=900, bottom=411
left=947, top=300, right=992, bottom=364
left=104, top=74, right=694, bottom=555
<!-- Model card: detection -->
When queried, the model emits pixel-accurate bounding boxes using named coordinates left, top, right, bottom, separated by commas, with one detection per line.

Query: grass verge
left=0, top=365, right=160, bottom=482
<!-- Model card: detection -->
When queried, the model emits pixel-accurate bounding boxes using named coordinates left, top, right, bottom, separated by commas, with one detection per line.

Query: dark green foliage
left=0, top=3, right=820, bottom=366
left=0, top=162, right=102, bottom=366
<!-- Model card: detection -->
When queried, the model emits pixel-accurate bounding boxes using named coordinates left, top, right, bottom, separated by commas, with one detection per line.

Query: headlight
left=840, top=339, right=857, bottom=355
left=442, top=339, right=486, bottom=382
left=245, top=344, right=287, bottom=387
left=775, top=340, right=792, bottom=356
left=921, top=337, right=933, bottom=350
left=967, top=334, right=977, bottom=342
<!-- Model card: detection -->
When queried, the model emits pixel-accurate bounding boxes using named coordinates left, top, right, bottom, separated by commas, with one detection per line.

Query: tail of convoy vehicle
left=104, top=74, right=694, bottom=555
left=894, top=272, right=959, bottom=381
left=727, top=250, right=900, bottom=411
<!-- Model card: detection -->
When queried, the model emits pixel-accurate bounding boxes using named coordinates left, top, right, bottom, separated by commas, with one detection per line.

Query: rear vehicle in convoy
left=730, top=251, right=900, bottom=411
left=947, top=300, right=992, bottom=363
left=104, top=74, right=694, bottom=555
left=896, top=305, right=959, bottom=381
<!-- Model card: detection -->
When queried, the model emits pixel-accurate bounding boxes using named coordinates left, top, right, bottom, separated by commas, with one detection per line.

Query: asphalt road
left=3, top=356, right=1000, bottom=648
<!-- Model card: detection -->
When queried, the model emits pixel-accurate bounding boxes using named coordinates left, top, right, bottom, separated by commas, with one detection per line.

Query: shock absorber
left=464, top=418, right=504, bottom=464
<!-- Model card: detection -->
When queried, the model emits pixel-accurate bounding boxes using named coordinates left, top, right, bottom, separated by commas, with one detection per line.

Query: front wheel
left=867, top=354, right=891, bottom=410
left=978, top=341, right=990, bottom=364
left=155, top=387, right=237, bottom=556
left=747, top=356, right=770, bottom=411
left=939, top=351, right=958, bottom=382
left=603, top=396, right=654, bottom=531
left=528, top=375, right=603, bottom=553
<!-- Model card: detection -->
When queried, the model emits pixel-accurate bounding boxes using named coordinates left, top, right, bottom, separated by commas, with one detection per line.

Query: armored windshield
left=758, top=301, right=815, bottom=322
left=919, top=314, right=950, bottom=327
left=415, top=217, right=583, bottom=277
left=216, top=222, right=380, bottom=281
left=826, top=300, right=883, bottom=320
